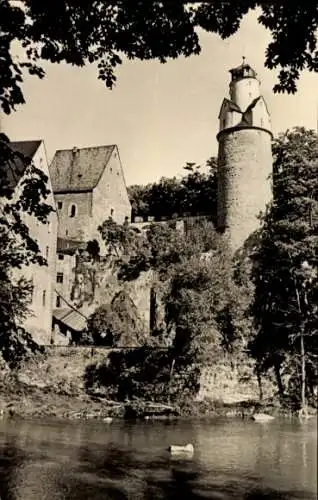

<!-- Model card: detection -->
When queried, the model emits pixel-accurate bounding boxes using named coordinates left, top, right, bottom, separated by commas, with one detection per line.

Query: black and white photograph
left=0, top=2, right=317, bottom=499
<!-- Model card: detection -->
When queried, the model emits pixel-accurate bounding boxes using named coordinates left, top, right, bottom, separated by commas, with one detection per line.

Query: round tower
left=216, top=59, right=273, bottom=252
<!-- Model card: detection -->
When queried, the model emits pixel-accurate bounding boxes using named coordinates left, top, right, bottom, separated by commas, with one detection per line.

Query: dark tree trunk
left=149, top=286, right=157, bottom=334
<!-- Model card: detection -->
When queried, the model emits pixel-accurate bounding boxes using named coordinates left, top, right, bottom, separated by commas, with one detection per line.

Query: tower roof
left=229, top=58, right=257, bottom=81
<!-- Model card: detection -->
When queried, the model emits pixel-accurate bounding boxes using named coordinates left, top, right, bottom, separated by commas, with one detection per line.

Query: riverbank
left=1, top=377, right=315, bottom=422
left=1, top=351, right=316, bottom=422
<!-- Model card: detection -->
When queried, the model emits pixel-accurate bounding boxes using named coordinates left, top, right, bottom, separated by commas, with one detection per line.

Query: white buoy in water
left=252, top=413, right=275, bottom=422
left=169, top=443, right=194, bottom=455
left=103, top=417, right=113, bottom=423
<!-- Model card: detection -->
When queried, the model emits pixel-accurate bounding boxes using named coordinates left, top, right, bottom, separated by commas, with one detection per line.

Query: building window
left=69, top=204, right=77, bottom=218
left=46, top=246, right=49, bottom=259
left=56, top=296, right=61, bottom=308
left=222, top=119, right=226, bottom=128
left=57, top=272, right=64, bottom=283
left=57, top=202, right=63, bottom=210
left=65, top=229, right=68, bottom=236
left=42, top=290, right=46, bottom=307
left=58, top=253, right=64, bottom=260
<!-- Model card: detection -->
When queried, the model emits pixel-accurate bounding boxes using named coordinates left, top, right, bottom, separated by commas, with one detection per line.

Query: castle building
left=49, top=144, right=132, bottom=341
left=217, top=60, right=273, bottom=252
left=49, top=145, right=131, bottom=244
left=4, top=140, right=58, bottom=344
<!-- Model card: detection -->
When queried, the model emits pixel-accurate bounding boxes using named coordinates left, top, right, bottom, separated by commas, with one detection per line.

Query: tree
left=87, top=291, right=146, bottom=347
left=128, top=159, right=217, bottom=221
left=1, top=2, right=317, bottom=116
left=250, top=127, right=318, bottom=410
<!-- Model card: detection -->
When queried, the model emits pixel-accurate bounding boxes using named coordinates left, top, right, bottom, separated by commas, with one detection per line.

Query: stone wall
left=217, top=127, right=272, bottom=252
left=55, top=191, right=93, bottom=241
left=92, top=147, right=132, bottom=232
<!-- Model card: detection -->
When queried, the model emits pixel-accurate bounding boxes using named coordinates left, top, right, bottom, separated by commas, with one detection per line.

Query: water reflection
left=0, top=417, right=316, bottom=499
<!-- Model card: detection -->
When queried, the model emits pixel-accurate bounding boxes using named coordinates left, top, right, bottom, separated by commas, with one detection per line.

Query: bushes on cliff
left=84, top=245, right=253, bottom=405
left=87, top=290, right=147, bottom=347
left=84, top=346, right=200, bottom=406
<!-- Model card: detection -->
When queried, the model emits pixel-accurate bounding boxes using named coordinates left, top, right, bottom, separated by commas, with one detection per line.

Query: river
left=0, top=417, right=316, bottom=499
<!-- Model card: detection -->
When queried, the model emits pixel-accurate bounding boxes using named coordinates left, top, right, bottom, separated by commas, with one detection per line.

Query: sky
left=2, top=9, right=317, bottom=186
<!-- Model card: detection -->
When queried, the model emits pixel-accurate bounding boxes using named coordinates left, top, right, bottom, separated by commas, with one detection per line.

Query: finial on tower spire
left=242, top=56, right=246, bottom=65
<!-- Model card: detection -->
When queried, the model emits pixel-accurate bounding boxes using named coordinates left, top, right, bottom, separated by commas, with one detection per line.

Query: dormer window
left=69, top=204, right=77, bottom=218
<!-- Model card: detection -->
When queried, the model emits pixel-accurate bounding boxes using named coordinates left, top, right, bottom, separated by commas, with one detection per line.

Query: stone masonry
left=217, top=61, right=273, bottom=252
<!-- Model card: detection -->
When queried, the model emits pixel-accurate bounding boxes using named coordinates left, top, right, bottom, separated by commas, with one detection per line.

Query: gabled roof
left=3, top=140, right=42, bottom=189
left=11, top=140, right=42, bottom=159
left=218, top=98, right=242, bottom=118
left=49, top=145, right=116, bottom=193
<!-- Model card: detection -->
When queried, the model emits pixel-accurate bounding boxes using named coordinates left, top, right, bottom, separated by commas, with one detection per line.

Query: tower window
left=222, top=119, right=226, bottom=128
left=45, top=246, right=49, bottom=259
left=58, top=253, right=64, bottom=261
left=42, top=290, right=46, bottom=307
left=69, top=204, right=77, bottom=218
left=57, top=202, right=63, bottom=210
left=56, top=296, right=61, bottom=308
left=57, top=272, right=64, bottom=284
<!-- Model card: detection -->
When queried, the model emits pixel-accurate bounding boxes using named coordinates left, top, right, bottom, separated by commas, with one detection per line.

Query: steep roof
left=50, top=145, right=116, bottom=193
left=3, top=140, right=42, bottom=189
left=53, top=308, right=87, bottom=332
left=11, top=140, right=42, bottom=159
left=218, top=98, right=242, bottom=118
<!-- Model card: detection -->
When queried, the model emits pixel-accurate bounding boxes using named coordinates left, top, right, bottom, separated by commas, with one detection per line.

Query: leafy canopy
left=1, top=1, right=318, bottom=114
left=128, top=159, right=217, bottom=221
